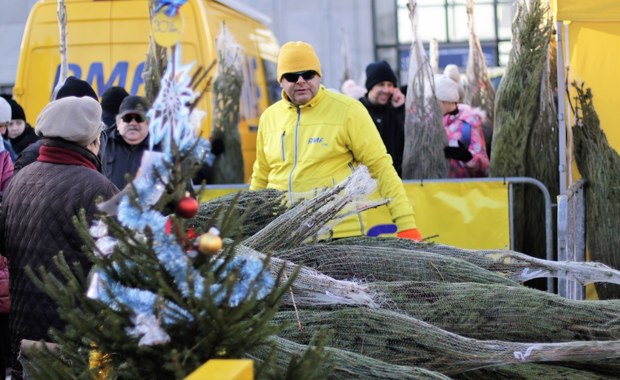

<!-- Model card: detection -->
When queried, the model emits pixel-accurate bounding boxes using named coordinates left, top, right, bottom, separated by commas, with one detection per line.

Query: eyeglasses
left=282, top=71, right=317, bottom=83
left=121, top=114, right=145, bottom=123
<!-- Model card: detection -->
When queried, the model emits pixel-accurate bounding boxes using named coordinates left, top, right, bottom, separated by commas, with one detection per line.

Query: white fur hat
left=0, top=97, right=11, bottom=123
left=434, top=74, right=460, bottom=103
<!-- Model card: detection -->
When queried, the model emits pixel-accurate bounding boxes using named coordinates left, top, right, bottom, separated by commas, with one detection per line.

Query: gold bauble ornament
left=197, top=233, right=222, bottom=255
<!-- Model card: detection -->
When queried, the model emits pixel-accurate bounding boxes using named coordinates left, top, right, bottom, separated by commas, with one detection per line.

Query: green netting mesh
left=274, top=244, right=516, bottom=285
left=369, top=281, right=620, bottom=342
left=329, top=237, right=620, bottom=286
left=454, top=363, right=618, bottom=380
left=272, top=308, right=620, bottom=375
left=249, top=336, right=451, bottom=380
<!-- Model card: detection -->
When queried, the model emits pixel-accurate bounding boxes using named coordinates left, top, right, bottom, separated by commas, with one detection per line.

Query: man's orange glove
left=396, top=228, right=422, bottom=242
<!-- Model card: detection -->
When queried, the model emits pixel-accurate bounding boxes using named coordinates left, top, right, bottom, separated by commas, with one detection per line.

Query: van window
left=263, top=60, right=280, bottom=104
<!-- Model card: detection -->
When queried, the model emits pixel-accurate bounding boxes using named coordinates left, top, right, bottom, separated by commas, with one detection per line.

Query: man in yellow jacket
left=250, top=41, right=421, bottom=240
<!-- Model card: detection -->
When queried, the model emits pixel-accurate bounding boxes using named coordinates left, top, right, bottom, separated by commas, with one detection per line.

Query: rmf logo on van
left=52, top=61, right=145, bottom=97
left=53, top=58, right=263, bottom=111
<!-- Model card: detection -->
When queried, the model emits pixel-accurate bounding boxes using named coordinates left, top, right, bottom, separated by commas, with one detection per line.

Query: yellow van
left=13, top=0, right=281, bottom=182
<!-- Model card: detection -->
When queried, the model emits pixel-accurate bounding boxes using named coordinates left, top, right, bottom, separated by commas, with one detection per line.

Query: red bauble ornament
left=176, top=192, right=199, bottom=219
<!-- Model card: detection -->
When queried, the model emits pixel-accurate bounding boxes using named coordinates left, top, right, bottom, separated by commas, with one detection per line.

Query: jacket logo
left=308, top=137, right=328, bottom=147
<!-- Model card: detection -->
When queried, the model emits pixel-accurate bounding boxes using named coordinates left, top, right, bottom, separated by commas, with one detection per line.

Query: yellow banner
left=362, top=181, right=509, bottom=249
left=201, top=180, right=510, bottom=250
left=567, top=21, right=620, bottom=153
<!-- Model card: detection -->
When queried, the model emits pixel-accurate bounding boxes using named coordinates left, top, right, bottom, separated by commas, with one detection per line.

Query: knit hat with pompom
left=434, top=74, right=460, bottom=103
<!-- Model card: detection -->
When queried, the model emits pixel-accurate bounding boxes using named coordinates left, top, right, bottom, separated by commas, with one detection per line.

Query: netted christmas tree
left=490, top=0, right=558, bottom=289
left=572, top=82, right=620, bottom=299
left=20, top=45, right=333, bottom=379
left=401, top=0, right=449, bottom=179
left=464, top=0, right=496, bottom=155
left=210, top=21, right=245, bottom=184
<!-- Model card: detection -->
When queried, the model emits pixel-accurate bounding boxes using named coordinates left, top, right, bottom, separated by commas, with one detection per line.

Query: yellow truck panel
left=14, top=0, right=281, bottom=183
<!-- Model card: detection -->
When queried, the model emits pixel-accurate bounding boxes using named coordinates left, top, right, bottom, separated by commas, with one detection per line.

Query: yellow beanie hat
left=277, top=41, right=322, bottom=81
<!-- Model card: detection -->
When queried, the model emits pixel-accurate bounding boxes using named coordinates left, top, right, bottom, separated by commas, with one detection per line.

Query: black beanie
left=55, top=76, right=99, bottom=101
left=6, top=98, right=26, bottom=123
left=101, top=86, right=130, bottom=114
left=365, top=60, right=398, bottom=91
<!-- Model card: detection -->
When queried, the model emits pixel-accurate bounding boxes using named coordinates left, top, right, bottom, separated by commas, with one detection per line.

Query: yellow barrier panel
left=200, top=180, right=510, bottom=250
left=185, top=359, right=253, bottom=380
left=199, top=186, right=247, bottom=202
left=363, top=181, right=510, bottom=250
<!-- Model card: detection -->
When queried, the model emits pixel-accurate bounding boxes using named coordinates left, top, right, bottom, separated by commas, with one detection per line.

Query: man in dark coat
left=103, top=95, right=152, bottom=189
left=0, top=96, right=118, bottom=379
left=359, top=60, right=406, bottom=177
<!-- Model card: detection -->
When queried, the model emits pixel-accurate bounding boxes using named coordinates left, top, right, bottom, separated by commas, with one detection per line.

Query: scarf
left=37, top=141, right=99, bottom=171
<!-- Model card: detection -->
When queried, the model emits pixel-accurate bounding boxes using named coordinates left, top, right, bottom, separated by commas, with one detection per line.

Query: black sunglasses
left=121, top=114, right=145, bottom=123
left=282, top=71, right=317, bottom=83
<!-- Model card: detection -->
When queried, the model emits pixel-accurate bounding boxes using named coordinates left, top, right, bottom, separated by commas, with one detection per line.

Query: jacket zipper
left=288, top=106, right=302, bottom=198
left=281, top=131, right=286, bottom=161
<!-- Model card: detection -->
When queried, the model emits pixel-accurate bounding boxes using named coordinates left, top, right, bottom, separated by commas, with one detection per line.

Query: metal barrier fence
left=410, top=177, right=553, bottom=292
left=201, top=176, right=555, bottom=291
left=557, top=179, right=587, bottom=300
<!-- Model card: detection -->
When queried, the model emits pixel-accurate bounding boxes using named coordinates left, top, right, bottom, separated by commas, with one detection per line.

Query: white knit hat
left=0, top=97, right=11, bottom=123
left=434, top=74, right=460, bottom=103
left=35, top=96, right=103, bottom=146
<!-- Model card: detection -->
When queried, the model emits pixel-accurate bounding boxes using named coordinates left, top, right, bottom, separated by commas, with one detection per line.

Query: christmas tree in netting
left=20, top=45, right=333, bottom=379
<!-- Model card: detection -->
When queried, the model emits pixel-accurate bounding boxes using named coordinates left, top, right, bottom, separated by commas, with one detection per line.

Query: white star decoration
left=147, top=46, right=199, bottom=155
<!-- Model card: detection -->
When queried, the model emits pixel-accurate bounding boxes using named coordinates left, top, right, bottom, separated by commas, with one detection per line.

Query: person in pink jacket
left=0, top=97, right=14, bottom=192
left=0, top=96, right=12, bottom=377
left=434, top=73, right=489, bottom=178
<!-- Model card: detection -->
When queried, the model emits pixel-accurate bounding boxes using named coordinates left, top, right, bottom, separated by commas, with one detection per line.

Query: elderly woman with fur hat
left=250, top=41, right=422, bottom=241
left=13, top=76, right=100, bottom=174
left=434, top=73, right=489, bottom=178
left=0, top=96, right=118, bottom=379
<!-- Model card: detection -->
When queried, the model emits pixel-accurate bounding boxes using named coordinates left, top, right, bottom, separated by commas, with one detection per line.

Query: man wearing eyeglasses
left=250, top=41, right=422, bottom=241
left=104, top=95, right=151, bottom=189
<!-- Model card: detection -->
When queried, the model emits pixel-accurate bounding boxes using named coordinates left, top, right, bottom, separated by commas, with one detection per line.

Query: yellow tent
left=554, top=0, right=620, bottom=299
left=555, top=0, right=620, bottom=188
